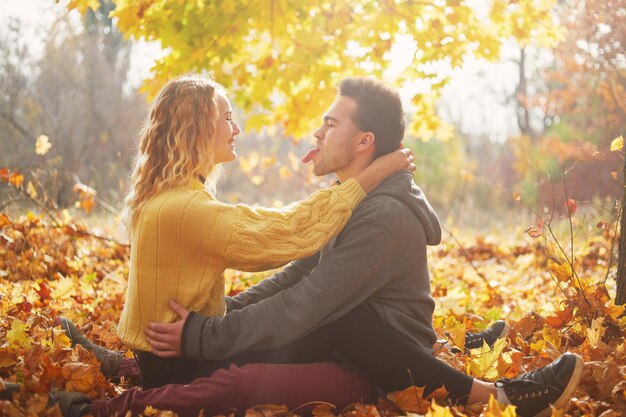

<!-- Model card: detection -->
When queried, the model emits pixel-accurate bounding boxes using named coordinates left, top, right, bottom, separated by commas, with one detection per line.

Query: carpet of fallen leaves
left=0, top=211, right=625, bottom=417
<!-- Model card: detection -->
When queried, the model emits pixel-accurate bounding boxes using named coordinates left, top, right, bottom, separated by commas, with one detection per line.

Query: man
left=3, top=78, right=581, bottom=417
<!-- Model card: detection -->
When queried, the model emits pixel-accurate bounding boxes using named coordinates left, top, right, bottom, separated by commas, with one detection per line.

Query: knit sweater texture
left=182, top=172, right=441, bottom=360
left=117, top=178, right=366, bottom=351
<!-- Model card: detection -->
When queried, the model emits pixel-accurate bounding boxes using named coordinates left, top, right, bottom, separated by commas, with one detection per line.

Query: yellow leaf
left=529, top=339, right=546, bottom=354
left=425, top=400, right=454, bottom=417
left=66, top=0, right=100, bottom=14
left=27, top=181, right=38, bottom=199
left=542, top=325, right=562, bottom=349
left=6, top=319, right=31, bottom=349
left=143, top=405, right=159, bottom=416
left=468, top=338, right=506, bottom=381
left=52, top=327, right=72, bottom=351
left=547, top=260, right=572, bottom=282
left=483, top=395, right=517, bottom=417
left=586, top=316, right=605, bottom=348
left=35, top=135, right=52, bottom=156
left=444, top=316, right=466, bottom=349
left=610, top=135, right=624, bottom=152
left=51, top=277, right=77, bottom=299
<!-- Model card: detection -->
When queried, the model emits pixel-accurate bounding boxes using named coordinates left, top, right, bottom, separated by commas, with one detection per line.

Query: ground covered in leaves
left=0, top=212, right=625, bottom=416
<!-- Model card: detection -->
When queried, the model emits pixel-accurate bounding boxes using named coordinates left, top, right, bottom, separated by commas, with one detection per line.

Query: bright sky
left=0, top=0, right=520, bottom=141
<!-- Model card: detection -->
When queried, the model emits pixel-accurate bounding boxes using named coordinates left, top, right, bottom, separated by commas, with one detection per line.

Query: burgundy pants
left=90, top=362, right=377, bottom=417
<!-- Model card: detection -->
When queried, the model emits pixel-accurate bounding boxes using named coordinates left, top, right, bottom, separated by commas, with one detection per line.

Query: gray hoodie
left=182, top=172, right=441, bottom=360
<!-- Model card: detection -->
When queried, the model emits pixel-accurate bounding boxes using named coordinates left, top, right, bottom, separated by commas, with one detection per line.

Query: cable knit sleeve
left=223, top=178, right=365, bottom=271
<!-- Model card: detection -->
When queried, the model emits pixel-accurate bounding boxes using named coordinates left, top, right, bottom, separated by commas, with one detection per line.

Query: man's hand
left=145, top=299, right=189, bottom=358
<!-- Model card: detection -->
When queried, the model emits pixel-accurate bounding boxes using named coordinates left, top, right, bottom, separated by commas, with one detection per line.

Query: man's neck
left=335, top=156, right=373, bottom=183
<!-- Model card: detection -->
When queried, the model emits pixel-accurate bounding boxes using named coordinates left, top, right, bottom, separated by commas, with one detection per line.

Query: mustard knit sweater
left=117, top=178, right=366, bottom=351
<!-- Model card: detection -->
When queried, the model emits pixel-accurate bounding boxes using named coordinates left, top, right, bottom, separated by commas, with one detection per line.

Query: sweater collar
left=190, top=178, right=206, bottom=191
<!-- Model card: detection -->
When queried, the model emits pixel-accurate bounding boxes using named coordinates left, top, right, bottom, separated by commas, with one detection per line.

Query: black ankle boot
left=58, top=317, right=123, bottom=378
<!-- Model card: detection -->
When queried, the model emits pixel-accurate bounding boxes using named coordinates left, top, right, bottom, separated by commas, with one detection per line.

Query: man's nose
left=313, top=127, right=323, bottom=140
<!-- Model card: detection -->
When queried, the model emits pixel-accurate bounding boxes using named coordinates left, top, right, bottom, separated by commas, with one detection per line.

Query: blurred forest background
left=0, top=0, right=623, bottom=238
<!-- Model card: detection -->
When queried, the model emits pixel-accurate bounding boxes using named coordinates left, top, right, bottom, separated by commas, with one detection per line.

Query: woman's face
left=213, top=94, right=241, bottom=164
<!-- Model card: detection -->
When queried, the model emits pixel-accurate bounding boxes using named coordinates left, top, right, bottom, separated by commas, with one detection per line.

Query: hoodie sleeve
left=182, top=217, right=398, bottom=360
left=225, top=253, right=321, bottom=312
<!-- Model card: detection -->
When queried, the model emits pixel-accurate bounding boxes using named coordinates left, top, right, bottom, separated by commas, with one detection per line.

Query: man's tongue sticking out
left=302, top=147, right=320, bottom=163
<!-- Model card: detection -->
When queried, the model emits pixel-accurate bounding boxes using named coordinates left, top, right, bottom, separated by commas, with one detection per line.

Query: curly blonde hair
left=123, top=75, right=224, bottom=231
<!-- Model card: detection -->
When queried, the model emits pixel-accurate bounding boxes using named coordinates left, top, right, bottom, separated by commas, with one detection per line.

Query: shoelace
left=496, top=378, right=560, bottom=401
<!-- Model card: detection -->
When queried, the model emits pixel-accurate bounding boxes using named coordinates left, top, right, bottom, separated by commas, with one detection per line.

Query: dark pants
left=137, top=305, right=473, bottom=401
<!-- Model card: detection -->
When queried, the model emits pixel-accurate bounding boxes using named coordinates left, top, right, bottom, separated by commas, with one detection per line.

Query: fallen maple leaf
left=425, top=400, right=454, bottom=417
left=62, top=363, right=96, bottom=394
left=8, top=173, right=24, bottom=188
left=546, top=306, right=574, bottom=328
left=444, top=316, right=466, bottom=349
left=6, top=318, right=31, bottom=349
left=483, top=395, right=516, bottom=417
left=468, top=338, right=507, bottom=381
left=387, top=386, right=429, bottom=414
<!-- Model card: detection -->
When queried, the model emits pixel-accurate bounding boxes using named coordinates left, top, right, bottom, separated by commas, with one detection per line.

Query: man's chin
left=312, top=164, right=329, bottom=177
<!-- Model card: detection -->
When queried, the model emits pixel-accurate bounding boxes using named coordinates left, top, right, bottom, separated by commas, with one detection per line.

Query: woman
left=116, top=75, right=413, bottom=384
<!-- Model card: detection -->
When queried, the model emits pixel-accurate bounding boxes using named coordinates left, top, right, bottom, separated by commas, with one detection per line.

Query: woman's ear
left=357, top=132, right=376, bottom=152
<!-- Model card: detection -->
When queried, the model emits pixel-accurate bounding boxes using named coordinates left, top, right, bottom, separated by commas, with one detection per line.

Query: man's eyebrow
left=323, top=115, right=339, bottom=123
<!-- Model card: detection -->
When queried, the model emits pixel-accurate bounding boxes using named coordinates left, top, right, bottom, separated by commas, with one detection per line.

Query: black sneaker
left=49, top=390, right=92, bottom=417
left=0, top=382, right=20, bottom=400
left=1, top=384, right=90, bottom=417
left=57, top=317, right=123, bottom=379
left=465, top=320, right=510, bottom=350
left=496, top=352, right=583, bottom=417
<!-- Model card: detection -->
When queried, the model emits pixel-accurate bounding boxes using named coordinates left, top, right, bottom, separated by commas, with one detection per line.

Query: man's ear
left=357, top=132, right=376, bottom=152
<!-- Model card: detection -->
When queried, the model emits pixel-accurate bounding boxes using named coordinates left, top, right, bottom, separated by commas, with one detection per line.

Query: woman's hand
left=145, top=299, right=189, bottom=358
left=355, top=147, right=415, bottom=193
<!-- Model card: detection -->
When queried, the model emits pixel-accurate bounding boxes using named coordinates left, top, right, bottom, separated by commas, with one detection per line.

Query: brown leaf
left=244, top=404, right=289, bottom=417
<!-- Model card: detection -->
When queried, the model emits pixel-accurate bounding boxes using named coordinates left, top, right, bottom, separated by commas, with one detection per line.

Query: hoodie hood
left=368, top=172, right=441, bottom=245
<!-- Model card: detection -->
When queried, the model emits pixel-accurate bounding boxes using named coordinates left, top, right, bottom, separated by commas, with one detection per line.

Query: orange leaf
left=546, top=307, right=574, bottom=328
left=387, top=386, right=430, bottom=414
left=0, top=168, right=9, bottom=181
left=62, top=363, right=97, bottom=393
left=8, top=172, right=24, bottom=188
left=525, top=219, right=544, bottom=238
left=0, top=213, right=10, bottom=227
left=565, top=198, right=577, bottom=215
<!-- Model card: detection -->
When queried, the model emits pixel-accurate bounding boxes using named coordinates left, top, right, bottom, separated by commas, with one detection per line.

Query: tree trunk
left=616, top=155, right=626, bottom=305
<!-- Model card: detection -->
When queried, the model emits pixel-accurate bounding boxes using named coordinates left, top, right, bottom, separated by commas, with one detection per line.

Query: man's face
left=310, top=96, right=363, bottom=177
